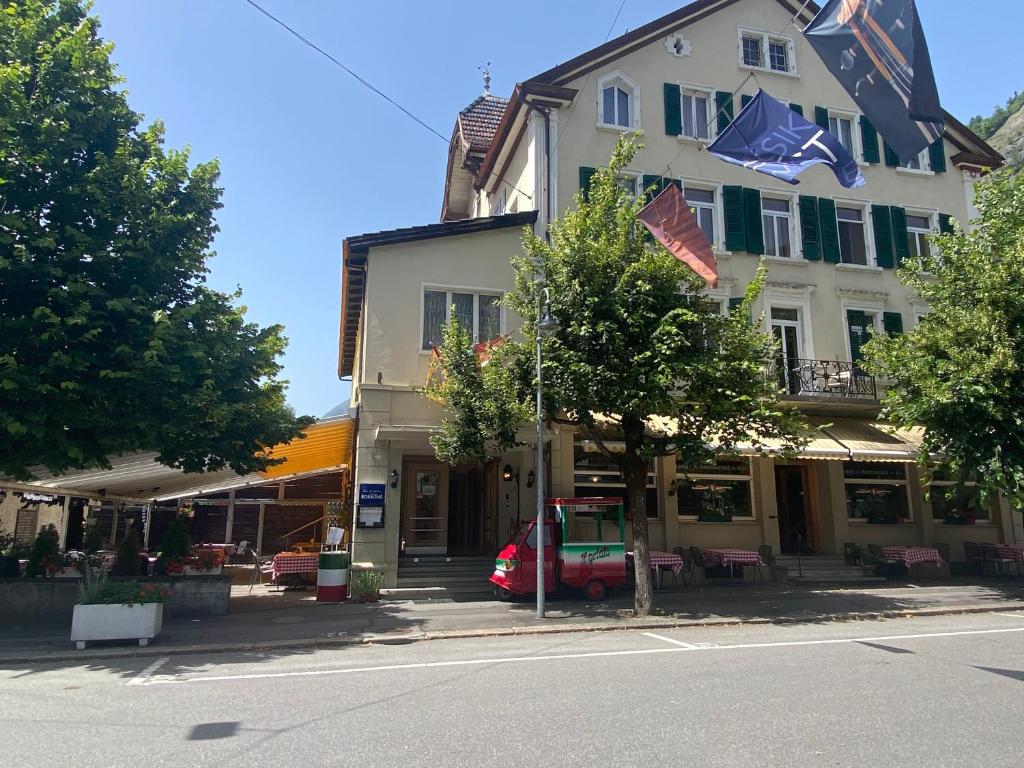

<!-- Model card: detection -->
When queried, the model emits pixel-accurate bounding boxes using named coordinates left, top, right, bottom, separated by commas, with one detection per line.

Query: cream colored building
left=339, top=0, right=1010, bottom=587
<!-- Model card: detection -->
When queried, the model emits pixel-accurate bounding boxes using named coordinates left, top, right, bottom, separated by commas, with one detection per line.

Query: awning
left=734, top=430, right=849, bottom=461
left=818, top=418, right=919, bottom=462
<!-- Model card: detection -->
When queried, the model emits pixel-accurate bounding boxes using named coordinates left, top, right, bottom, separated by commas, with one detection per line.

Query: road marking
left=126, top=657, right=169, bottom=687
left=148, top=625, right=1024, bottom=686
left=991, top=612, right=1024, bottom=619
left=642, top=632, right=698, bottom=649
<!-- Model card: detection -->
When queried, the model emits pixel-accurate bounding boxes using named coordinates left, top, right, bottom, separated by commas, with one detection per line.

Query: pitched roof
left=457, top=93, right=510, bottom=152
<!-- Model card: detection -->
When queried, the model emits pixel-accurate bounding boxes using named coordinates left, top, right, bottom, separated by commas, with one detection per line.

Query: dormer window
left=738, top=28, right=797, bottom=75
left=597, top=71, right=640, bottom=130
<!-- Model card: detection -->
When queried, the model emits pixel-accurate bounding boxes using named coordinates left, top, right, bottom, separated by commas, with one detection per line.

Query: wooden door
left=402, top=459, right=449, bottom=554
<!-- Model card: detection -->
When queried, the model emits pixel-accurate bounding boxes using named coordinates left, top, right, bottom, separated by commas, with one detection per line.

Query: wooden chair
left=670, top=546, right=693, bottom=588
left=981, top=543, right=1017, bottom=576
left=248, top=549, right=278, bottom=593
left=757, top=544, right=775, bottom=581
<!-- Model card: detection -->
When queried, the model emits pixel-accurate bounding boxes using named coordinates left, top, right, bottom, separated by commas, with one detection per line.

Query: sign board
left=356, top=483, right=386, bottom=528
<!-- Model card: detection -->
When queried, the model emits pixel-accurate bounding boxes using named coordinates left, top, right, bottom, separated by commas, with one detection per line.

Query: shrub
left=354, top=570, right=383, bottom=601
left=82, top=523, right=104, bottom=554
left=156, top=514, right=191, bottom=575
left=113, top=528, right=142, bottom=577
left=0, top=527, right=25, bottom=578
left=25, top=524, right=60, bottom=577
left=79, top=571, right=169, bottom=606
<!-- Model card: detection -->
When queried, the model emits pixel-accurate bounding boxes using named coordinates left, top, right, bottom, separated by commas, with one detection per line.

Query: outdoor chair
left=690, top=546, right=714, bottom=583
left=230, top=540, right=249, bottom=565
left=963, top=542, right=986, bottom=575
left=864, top=544, right=884, bottom=576
left=669, top=546, right=692, bottom=588
left=981, top=543, right=1018, bottom=577
left=248, top=549, right=278, bottom=593
left=932, top=542, right=952, bottom=579
left=757, top=544, right=775, bottom=582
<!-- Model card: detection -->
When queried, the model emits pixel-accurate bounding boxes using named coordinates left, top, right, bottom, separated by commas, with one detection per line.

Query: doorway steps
left=382, top=555, right=496, bottom=601
left=774, top=555, right=886, bottom=585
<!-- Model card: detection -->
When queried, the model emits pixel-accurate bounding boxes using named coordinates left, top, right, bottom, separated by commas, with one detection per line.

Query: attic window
left=596, top=71, right=640, bottom=131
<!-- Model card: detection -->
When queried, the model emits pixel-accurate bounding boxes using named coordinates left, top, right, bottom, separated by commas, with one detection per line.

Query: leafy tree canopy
left=428, top=136, right=804, bottom=614
left=864, top=170, right=1024, bottom=508
left=968, top=91, right=1024, bottom=141
left=0, top=0, right=311, bottom=479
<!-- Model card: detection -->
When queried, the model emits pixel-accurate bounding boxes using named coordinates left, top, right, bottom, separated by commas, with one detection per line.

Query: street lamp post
left=535, top=287, right=560, bottom=619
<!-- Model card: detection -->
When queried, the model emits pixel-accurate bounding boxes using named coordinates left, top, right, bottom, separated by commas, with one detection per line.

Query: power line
left=242, top=0, right=449, bottom=144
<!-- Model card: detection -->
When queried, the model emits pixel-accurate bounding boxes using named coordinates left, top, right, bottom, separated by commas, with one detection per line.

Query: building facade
left=339, top=0, right=1011, bottom=586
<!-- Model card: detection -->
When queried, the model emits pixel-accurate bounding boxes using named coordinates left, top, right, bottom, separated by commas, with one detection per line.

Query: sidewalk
left=4, top=579, right=1024, bottom=664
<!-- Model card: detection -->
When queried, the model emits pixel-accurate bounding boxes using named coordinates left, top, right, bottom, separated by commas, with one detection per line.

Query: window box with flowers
left=71, top=574, right=170, bottom=649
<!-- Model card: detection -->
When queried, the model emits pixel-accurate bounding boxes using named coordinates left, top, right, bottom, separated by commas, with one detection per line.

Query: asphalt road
left=3, top=612, right=1024, bottom=767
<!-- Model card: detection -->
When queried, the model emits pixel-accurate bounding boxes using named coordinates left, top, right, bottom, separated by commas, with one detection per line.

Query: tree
left=429, top=137, right=804, bottom=615
left=0, top=0, right=311, bottom=479
left=864, top=170, right=1024, bottom=513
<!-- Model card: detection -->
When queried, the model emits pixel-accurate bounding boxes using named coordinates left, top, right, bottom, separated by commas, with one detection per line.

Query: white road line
left=149, top=625, right=1024, bottom=686
left=126, top=657, right=169, bottom=687
left=642, top=632, right=699, bottom=649
left=991, top=612, right=1024, bottom=618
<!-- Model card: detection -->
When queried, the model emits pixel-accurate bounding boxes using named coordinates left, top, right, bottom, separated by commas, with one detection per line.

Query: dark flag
left=637, top=184, right=717, bottom=285
left=707, top=90, right=865, bottom=189
left=804, top=0, right=943, bottom=161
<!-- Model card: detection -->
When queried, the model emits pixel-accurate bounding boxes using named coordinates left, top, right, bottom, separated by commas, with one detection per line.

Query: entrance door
left=775, top=466, right=809, bottom=555
left=401, top=460, right=449, bottom=554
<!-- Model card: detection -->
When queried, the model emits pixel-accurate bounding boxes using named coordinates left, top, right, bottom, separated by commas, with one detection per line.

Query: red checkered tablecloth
left=704, top=548, right=765, bottom=568
left=881, top=546, right=943, bottom=567
left=991, top=545, right=1024, bottom=562
left=627, top=551, right=683, bottom=575
left=272, top=553, right=319, bottom=580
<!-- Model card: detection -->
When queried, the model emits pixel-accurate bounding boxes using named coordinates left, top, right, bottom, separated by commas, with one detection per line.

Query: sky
left=89, top=0, right=1023, bottom=419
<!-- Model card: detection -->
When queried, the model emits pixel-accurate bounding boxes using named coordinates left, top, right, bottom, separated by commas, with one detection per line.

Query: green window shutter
left=723, top=185, right=746, bottom=252
left=890, top=206, right=910, bottom=265
left=846, top=310, right=871, bottom=363
left=818, top=198, right=841, bottom=263
left=928, top=138, right=947, bottom=173
left=938, top=213, right=955, bottom=234
left=741, top=94, right=753, bottom=109
left=715, top=91, right=734, bottom=134
left=643, top=174, right=665, bottom=204
left=871, top=205, right=895, bottom=268
left=743, top=187, right=764, bottom=255
left=663, top=83, right=682, bottom=136
left=798, top=195, right=821, bottom=261
left=860, top=116, right=880, bottom=163
left=789, top=103, right=803, bottom=116
left=579, top=167, right=597, bottom=200
left=882, top=312, right=904, bottom=337
left=814, top=106, right=829, bottom=131
left=884, top=142, right=900, bottom=167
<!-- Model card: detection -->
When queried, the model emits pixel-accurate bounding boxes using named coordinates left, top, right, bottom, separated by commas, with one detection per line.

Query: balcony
left=770, top=358, right=877, bottom=401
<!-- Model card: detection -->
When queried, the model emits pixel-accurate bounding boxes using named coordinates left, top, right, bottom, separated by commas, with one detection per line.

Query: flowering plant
left=193, top=549, right=222, bottom=570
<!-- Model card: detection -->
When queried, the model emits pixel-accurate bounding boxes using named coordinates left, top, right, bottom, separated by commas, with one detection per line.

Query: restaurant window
left=762, top=197, right=792, bottom=258
left=836, top=206, right=868, bottom=265
left=422, top=289, right=503, bottom=349
left=844, top=462, right=911, bottom=521
left=574, top=439, right=658, bottom=518
left=929, top=466, right=986, bottom=521
left=675, top=457, right=753, bottom=520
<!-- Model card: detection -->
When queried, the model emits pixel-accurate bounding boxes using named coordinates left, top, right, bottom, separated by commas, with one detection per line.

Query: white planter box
left=53, top=567, right=83, bottom=579
left=183, top=564, right=223, bottom=576
left=70, top=602, right=163, bottom=649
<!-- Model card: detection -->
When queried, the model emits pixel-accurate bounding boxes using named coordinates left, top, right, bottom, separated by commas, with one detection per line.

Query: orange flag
left=637, top=183, right=717, bottom=286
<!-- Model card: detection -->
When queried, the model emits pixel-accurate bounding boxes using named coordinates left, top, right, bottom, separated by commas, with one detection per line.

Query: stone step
left=395, top=575, right=493, bottom=589
left=381, top=586, right=495, bottom=601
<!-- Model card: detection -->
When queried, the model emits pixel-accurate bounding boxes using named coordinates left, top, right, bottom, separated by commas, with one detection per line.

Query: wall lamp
left=502, top=464, right=518, bottom=482
left=389, top=469, right=400, bottom=488
left=526, top=469, right=536, bottom=489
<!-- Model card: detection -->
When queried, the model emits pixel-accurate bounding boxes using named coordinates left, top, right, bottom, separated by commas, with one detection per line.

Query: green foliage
left=79, top=571, right=169, bottom=605
left=426, top=311, right=531, bottom=464
left=82, top=522, right=103, bottom=554
left=864, top=170, right=1024, bottom=509
left=968, top=92, right=1024, bottom=140
left=0, top=0, right=312, bottom=479
left=25, top=523, right=60, bottom=577
left=354, top=569, right=383, bottom=600
left=113, top=526, right=141, bottom=577
left=155, top=513, right=190, bottom=574
left=0, top=526, right=24, bottom=577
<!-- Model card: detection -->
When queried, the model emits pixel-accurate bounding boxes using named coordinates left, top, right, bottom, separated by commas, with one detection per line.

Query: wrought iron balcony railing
left=769, top=358, right=877, bottom=400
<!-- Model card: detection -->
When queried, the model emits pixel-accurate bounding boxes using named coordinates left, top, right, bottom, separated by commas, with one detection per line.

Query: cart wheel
left=584, top=579, right=607, bottom=602
left=494, top=586, right=515, bottom=602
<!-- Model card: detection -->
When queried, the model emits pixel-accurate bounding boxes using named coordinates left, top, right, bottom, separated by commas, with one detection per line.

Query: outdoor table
left=271, top=552, right=319, bottom=588
left=626, top=550, right=682, bottom=590
left=195, top=543, right=236, bottom=556
left=991, top=544, right=1024, bottom=562
left=703, top=548, right=766, bottom=580
left=880, top=546, right=943, bottom=577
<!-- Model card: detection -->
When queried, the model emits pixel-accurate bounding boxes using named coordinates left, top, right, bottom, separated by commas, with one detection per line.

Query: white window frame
left=675, top=82, right=715, bottom=142
left=616, top=168, right=643, bottom=199
left=736, top=27, right=798, bottom=76
left=823, top=107, right=861, bottom=162
left=680, top=177, right=725, bottom=253
left=596, top=71, right=641, bottom=132
left=905, top=210, right=936, bottom=260
left=844, top=464, right=914, bottom=523
left=675, top=457, right=756, bottom=520
left=834, top=200, right=875, bottom=269
left=420, top=285, right=505, bottom=352
left=897, top=148, right=934, bottom=175
left=760, top=192, right=797, bottom=260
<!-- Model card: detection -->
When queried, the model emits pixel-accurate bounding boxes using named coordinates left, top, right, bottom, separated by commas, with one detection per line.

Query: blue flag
left=707, top=90, right=865, bottom=188
left=804, top=0, right=942, bottom=162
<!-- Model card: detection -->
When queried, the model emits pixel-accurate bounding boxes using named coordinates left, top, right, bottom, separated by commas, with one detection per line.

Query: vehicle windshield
left=507, top=522, right=532, bottom=546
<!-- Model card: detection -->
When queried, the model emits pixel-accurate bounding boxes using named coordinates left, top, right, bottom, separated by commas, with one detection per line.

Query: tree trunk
left=624, top=459, right=652, bottom=616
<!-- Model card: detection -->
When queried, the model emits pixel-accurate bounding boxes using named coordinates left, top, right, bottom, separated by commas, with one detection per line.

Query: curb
left=3, top=601, right=1023, bottom=665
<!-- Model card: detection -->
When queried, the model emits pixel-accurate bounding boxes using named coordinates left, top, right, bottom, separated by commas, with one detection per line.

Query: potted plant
left=70, top=570, right=170, bottom=649
left=113, top=528, right=142, bottom=577
left=354, top=570, right=383, bottom=602
left=944, top=510, right=976, bottom=525
left=25, top=524, right=61, bottom=577
left=155, top=513, right=190, bottom=575
left=184, top=548, right=224, bottom=576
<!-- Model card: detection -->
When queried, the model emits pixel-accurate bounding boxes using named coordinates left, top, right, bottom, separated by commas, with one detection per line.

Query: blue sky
left=90, top=0, right=1022, bottom=419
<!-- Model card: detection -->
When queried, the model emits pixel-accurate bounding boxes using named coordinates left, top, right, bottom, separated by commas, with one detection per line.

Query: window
left=906, top=213, right=932, bottom=259
left=902, top=150, right=930, bottom=171
left=836, top=206, right=868, bottom=265
left=597, top=72, right=639, bottom=130
left=574, top=439, right=658, bottom=518
left=844, top=462, right=911, bottom=521
left=422, top=289, right=503, bottom=349
left=680, top=89, right=711, bottom=140
left=685, top=187, right=716, bottom=246
left=738, top=29, right=795, bottom=74
left=615, top=172, right=642, bottom=199
left=762, top=197, right=792, bottom=258
left=845, top=309, right=876, bottom=365
left=676, top=458, right=753, bottom=520
left=493, top=188, right=507, bottom=216
left=828, top=115, right=855, bottom=154
left=770, top=307, right=802, bottom=395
